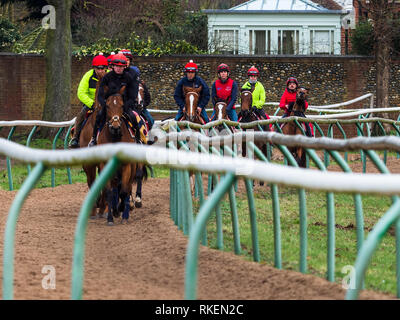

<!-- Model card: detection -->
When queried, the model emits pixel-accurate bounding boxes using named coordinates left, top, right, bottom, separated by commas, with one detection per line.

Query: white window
left=249, top=30, right=271, bottom=55
left=213, top=29, right=239, bottom=54
left=278, top=30, right=300, bottom=54
left=310, top=30, right=335, bottom=54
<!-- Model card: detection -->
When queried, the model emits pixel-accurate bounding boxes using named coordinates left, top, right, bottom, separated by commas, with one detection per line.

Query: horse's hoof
left=121, top=218, right=128, bottom=225
left=90, top=215, right=97, bottom=220
left=107, top=221, right=114, bottom=226
left=135, top=196, right=142, bottom=208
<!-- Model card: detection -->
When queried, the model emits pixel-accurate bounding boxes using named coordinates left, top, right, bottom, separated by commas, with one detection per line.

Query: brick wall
left=1, top=53, right=400, bottom=121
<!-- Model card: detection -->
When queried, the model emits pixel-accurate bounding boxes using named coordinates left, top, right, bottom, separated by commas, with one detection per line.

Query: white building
left=204, top=0, right=347, bottom=55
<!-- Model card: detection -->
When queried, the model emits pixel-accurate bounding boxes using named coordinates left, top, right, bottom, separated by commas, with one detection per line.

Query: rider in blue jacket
left=174, top=60, right=210, bottom=123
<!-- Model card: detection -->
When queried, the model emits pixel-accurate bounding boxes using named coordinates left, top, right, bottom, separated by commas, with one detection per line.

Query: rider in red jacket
left=279, top=77, right=309, bottom=116
left=280, top=77, right=313, bottom=137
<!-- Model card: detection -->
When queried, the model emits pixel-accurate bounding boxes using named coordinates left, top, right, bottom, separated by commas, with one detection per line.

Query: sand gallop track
left=0, top=179, right=394, bottom=300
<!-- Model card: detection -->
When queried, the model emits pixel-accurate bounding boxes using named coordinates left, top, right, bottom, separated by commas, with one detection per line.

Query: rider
left=69, top=53, right=108, bottom=148
left=210, top=63, right=238, bottom=122
left=279, top=77, right=309, bottom=116
left=279, top=77, right=312, bottom=137
left=88, top=53, right=141, bottom=147
left=174, top=60, right=210, bottom=123
left=120, top=49, right=154, bottom=130
left=241, top=66, right=269, bottom=120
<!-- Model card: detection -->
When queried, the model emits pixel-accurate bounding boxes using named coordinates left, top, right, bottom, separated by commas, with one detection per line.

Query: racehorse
left=281, top=87, right=310, bottom=168
left=131, top=81, right=149, bottom=209
left=238, top=89, right=270, bottom=160
left=97, top=85, right=145, bottom=225
left=182, top=86, right=206, bottom=125
left=78, top=74, right=107, bottom=218
left=210, top=99, right=233, bottom=134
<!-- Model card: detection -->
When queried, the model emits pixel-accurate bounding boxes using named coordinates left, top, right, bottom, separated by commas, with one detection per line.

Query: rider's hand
left=197, top=107, right=202, bottom=114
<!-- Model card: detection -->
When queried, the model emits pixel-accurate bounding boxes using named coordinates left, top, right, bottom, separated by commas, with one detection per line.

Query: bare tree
left=42, top=0, right=73, bottom=130
left=362, top=0, right=396, bottom=133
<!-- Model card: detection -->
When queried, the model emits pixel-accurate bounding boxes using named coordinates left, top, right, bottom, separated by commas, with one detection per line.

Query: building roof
left=312, top=0, right=343, bottom=10
left=230, top=0, right=332, bottom=11
left=203, top=0, right=344, bottom=14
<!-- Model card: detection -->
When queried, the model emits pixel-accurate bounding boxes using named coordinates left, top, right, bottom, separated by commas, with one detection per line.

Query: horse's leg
left=83, top=164, right=98, bottom=219
left=120, top=164, right=133, bottom=224
left=134, top=164, right=143, bottom=208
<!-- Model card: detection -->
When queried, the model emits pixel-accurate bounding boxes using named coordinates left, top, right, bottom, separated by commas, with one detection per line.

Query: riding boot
left=88, top=123, right=98, bottom=147
left=69, top=107, right=86, bottom=148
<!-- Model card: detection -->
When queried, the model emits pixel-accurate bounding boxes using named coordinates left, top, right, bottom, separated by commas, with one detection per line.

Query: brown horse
left=281, top=87, right=310, bottom=168
left=97, top=86, right=139, bottom=225
left=182, top=86, right=205, bottom=124
left=78, top=75, right=107, bottom=218
left=238, top=90, right=270, bottom=165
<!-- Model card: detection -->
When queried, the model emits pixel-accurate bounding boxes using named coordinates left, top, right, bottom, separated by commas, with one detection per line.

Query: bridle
left=106, top=93, right=123, bottom=137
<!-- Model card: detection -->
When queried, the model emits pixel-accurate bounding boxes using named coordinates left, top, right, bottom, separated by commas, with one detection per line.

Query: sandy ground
left=0, top=169, right=396, bottom=300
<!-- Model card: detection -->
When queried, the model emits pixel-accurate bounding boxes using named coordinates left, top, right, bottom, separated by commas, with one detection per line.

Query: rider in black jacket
left=89, top=53, right=139, bottom=146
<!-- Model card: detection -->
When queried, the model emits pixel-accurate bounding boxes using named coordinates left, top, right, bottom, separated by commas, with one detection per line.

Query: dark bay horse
left=97, top=86, right=140, bottom=225
left=238, top=89, right=270, bottom=160
left=131, top=81, right=149, bottom=209
left=281, top=87, right=310, bottom=168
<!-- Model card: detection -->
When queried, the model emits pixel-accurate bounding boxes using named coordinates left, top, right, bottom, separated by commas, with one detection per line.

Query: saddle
left=123, top=110, right=148, bottom=144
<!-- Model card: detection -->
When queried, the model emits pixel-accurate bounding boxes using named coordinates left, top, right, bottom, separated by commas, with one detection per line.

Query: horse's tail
left=142, top=164, right=149, bottom=181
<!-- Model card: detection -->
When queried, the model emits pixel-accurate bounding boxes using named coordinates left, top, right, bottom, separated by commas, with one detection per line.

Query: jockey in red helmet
left=69, top=53, right=108, bottom=148
left=174, top=60, right=210, bottom=123
left=89, top=53, right=142, bottom=147
left=119, top=50, right=153, bottom=130
left=241, top=66, right=269, bottom=120
left=210, top=63, right=238, bottom=122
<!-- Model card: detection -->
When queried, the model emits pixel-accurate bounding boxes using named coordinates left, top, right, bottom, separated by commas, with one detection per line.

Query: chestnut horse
left=97, top=86, right=141, bottom=225
left=182, top=86, right=205, bottom=125
left=281, top=87, right=310, bottom=168
left=78, top=74, right=107, bottom=218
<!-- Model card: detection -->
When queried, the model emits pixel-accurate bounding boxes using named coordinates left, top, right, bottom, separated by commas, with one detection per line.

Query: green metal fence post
left=63, top=125, right=73, bottom=184
left=185, top=173, right=235, bottom=300
left=71, top=156, right=120, bottom=300
left=26, top=126, right=38, bottom=175
left=51, top=127, right=64, bottom=188
left=3, top=162, right=46, bottom=300
left=6, top=126, right=16, bottom=191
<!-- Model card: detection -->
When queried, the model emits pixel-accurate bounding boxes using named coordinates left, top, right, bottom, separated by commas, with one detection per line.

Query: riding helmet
left=92, top=54, right=108, bottom=67
left=217, top=63, right=230, bottom=73
left=184, top=60, right=198, bottom=73
left=111, top=53, right=128, bottom=66
left=286, top=77, right=299, bottom=87
left=120, top=49, right=133, bottom=60
left=247, top=66, right=259, bottom=76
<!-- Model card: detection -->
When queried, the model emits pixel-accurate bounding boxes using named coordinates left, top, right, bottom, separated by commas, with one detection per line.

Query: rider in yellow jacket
left=241, top=66, right=269, bottom=119
left=69, top=54, right=108, bottom=148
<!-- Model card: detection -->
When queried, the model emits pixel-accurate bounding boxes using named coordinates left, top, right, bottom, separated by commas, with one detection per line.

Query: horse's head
left=214, top=99, right=227, bottom=121
left=183, top=86, right=201, bottom=122
left=137, top=82, right=145, bottom=112
left=294, top=87, right=309, bottom=112
left=240, top=89, right=253, bottom=117
left=105, top=86, right=125, bottom=138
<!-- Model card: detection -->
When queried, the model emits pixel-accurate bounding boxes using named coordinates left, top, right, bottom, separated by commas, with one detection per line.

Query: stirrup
left=88, top=137, right=97, bottom=147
